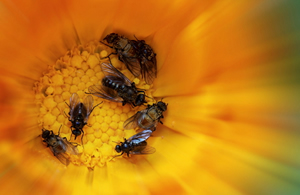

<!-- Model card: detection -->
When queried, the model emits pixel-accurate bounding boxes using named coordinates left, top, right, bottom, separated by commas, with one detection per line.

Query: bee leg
left=65, top=102, right=71, bottom=108
left=80, top=129, right=84, bottom=145
left=109, top=153, right=123, bottom=162
left=90, top=101, right=103, bottom=113
left=58, top=125, right=62, bottom=136
left=99, top=41, right=113, bottom=48
left=63, top=111, right=69, bottom=118
left=69, top=128, right=74, bottom=141
left=100, top=52, right=117, bottom=60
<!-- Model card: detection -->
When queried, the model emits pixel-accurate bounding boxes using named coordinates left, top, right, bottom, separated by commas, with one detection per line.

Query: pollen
left=33, top=41, right=154, bottom=169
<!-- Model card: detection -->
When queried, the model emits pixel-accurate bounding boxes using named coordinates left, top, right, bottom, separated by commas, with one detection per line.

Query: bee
left=123, top=101, right=168, bottom=131
left=87, top=63, right=147, bottom=107
left=131, top=36, right=157, bottom=85
left=41, top=126, right=78, bottom=166
left=112, top=130, right=155, bottom=159
left=101, top=33, right=157, bottom=84
left=66, top=93, right=102, bottom=143
left=101, top=33, right=141, bottom=78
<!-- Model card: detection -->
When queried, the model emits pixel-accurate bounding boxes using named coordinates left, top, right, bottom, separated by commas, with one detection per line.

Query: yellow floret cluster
left=33, top=41, right=155, bottom=168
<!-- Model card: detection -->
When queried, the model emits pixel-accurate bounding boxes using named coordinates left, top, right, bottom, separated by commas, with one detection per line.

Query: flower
left=0, top=0, right=300, bottom=194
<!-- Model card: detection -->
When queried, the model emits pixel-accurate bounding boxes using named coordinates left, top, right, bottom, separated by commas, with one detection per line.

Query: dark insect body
left=123, top=101, right=168, bottom=131
left=66, top=93, right=101, bottom=143
left=88, top=63, right=147, bottom=107
left=112, top=130, right=155, bottom=159
left=41, top=127, right=78, bottom=166
left=131, top=36, right=157, bottom=84
left=101, top=33, right=157, bottom=84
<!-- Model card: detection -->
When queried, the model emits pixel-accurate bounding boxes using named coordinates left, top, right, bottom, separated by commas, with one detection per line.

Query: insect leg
left=69, top=127, right=74, bottom=141
left=65, top=102, right=70, bottom=108
left=58, top=125, right=62, bottom=136
left=100, top=52, right=118, bottom=60
left=90, top=101, right=103, bottom=113
left=100, top=41, right=113, bottom=48
left=80, top=129, right=84, bottom=145
left=109, top=152, right=124, bottom=162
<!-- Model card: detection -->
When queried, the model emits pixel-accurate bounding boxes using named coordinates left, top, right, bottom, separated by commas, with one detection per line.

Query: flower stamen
left=33, top=41, right=154, bottom=168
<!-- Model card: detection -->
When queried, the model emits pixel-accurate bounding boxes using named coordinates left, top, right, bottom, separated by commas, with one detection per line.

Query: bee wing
left=123, top=110, right=146, bottom=130
left=101, top=63, right=132, bottom=85
left=119, top=55, right=141, bottom=78
left=49, top=145, right=70, bottom=166
left=128, top=129, right=153, bottom=143
left=88, top=84, right=123, bottom=102
left=83, top=95, right=94, bottom=122
left=130, top=145, right=156, bottom=155
left=54, top=153, right=71, bottom=166
left=61, top=137, right=79, bottom=155
left=140, top=57, right=157, bottom=85
left=69, top=93, right=80, bottom=120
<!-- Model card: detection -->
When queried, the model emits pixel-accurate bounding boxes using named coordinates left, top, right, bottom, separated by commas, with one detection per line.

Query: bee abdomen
left=102, top=77, right=125, bottom=91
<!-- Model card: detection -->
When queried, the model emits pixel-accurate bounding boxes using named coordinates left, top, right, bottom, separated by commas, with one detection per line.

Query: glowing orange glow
left=0, top=0, right=300, bottom=194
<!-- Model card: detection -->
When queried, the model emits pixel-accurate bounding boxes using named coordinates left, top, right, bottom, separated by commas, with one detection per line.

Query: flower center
left=33, top=41, right=154, bottom=168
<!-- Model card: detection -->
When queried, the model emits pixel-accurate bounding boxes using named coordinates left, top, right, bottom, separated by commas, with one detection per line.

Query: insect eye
left=135, top=94, right=145, bottom=106
left=157, top=101, right=167, bottom=111
left=115, top=145, right=122, bottom=153
left=42, top=130, right=50, bottom=138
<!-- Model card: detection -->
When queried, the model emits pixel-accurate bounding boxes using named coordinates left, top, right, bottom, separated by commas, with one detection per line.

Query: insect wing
left=128, top=129, right=152, bottom=143
left=123, top=110, right=146, bottom=130
left=101, top=63, right=132, bottom=85
left=54, top=152, right=71, bottom=166
left=48, top=143, right=69, bottom=166
left=83, top=95, right=94, bottom=123
left=131, top=145, right=156, bottom=155
left=88, top=85, right=123, bottom=102
left=69, top=93, right=80, bottom=120
left=140, top=57, right=157, bottom=85
left=119, top=55, right=141, bottom=78
left=61, top=137, right=79, bottom=155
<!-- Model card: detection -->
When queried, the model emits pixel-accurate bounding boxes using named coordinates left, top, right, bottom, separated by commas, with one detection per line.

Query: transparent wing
left=140, top=57, right=157, bottom=85
left=83, top=95, right=94, bottom=122
left=49, top=145, right=70, bottom=166
left=61, top=137, right=79, bottom=155
left=123, top=110, right=146, bottom=130
left=101, top=63, right=132, bottom=85
left=88, top=84, right=123, bottom=102
left=119, top=55, right=141, bottom=78
left=69, top=93, right=80, bottom=120
left=130, top=145, right=156, bottom=155
left=54, top=152, right=71, bottom=166
left=128, top=129, right=153, bottom=143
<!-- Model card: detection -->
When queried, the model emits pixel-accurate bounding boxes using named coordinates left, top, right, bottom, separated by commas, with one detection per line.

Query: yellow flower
left=0, top=0, right=300, bottom=194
